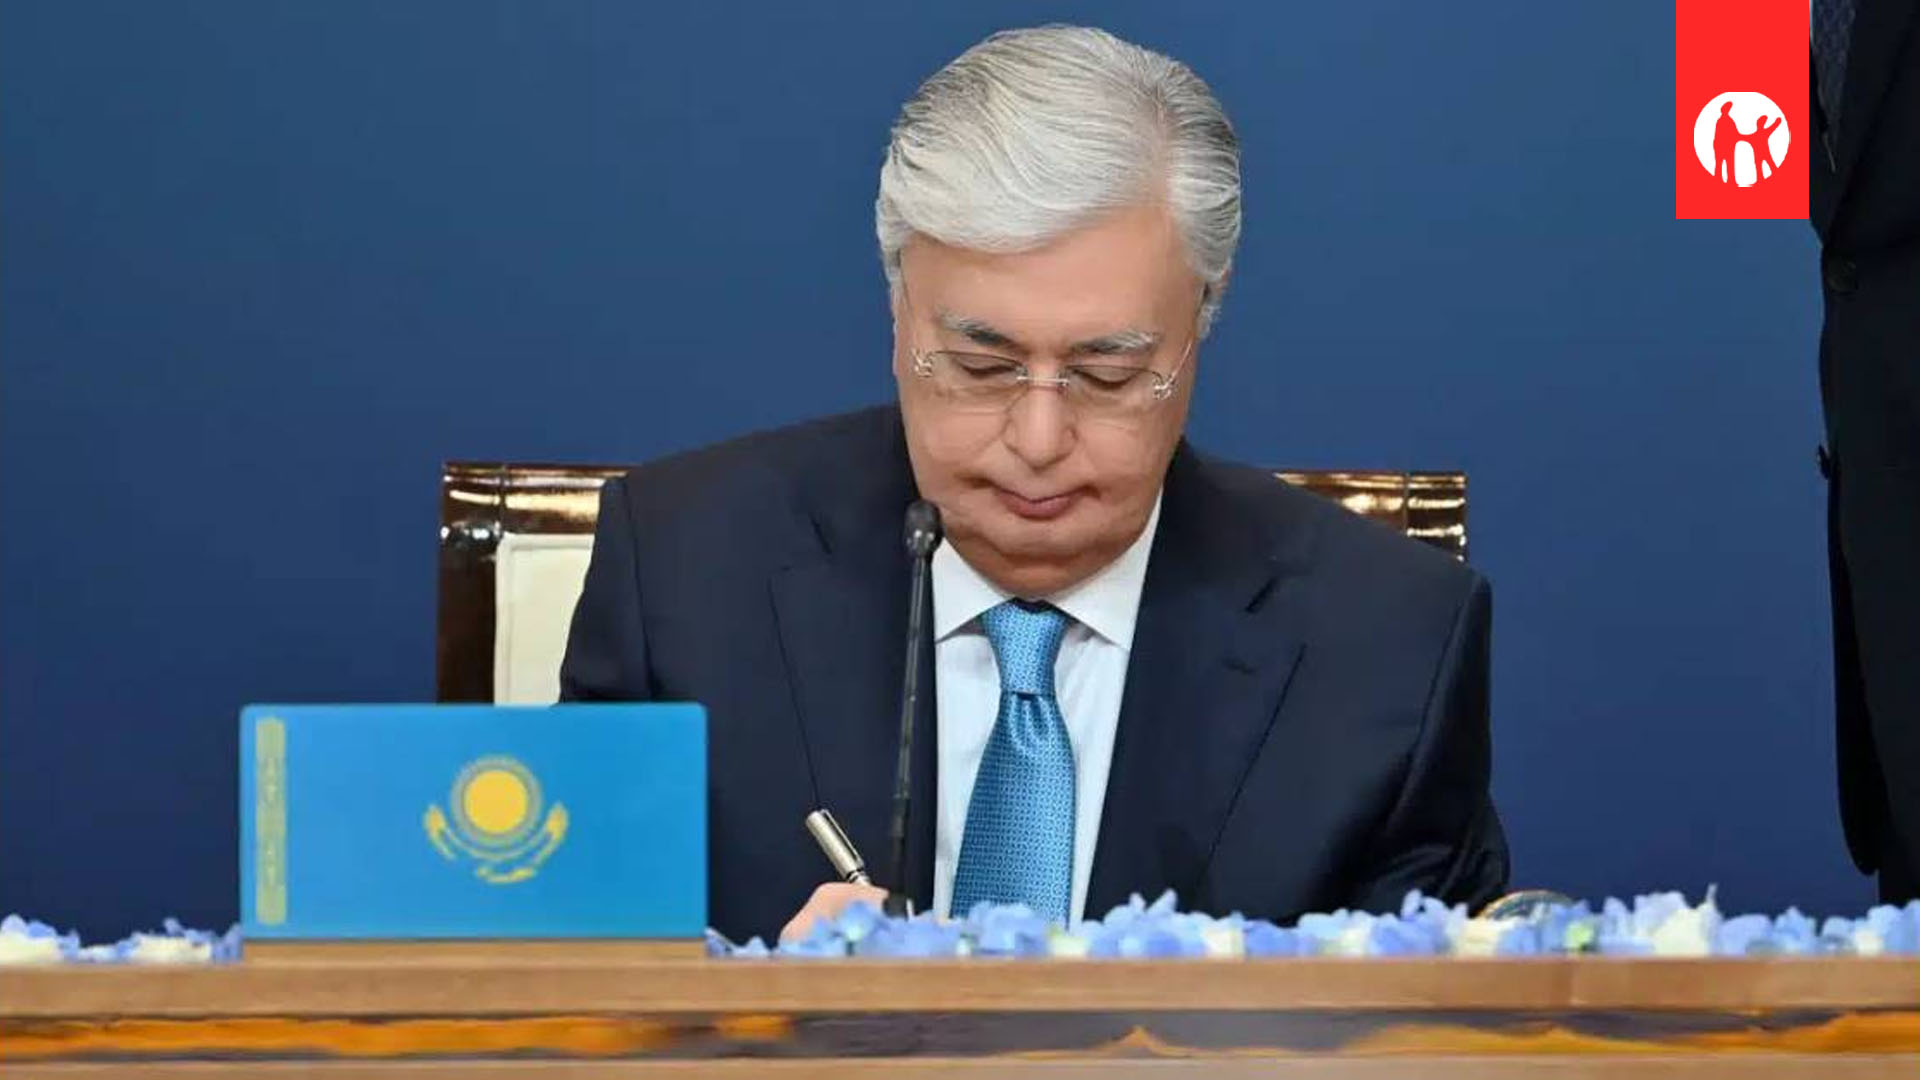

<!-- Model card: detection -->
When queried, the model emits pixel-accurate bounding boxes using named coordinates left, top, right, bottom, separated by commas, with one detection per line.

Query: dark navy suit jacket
left=1812, top=0, right=1920, bottom=901
left=560, top=406, right=1508, bottom=941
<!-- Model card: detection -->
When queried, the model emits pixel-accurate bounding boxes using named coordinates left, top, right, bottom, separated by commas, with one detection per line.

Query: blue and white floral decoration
left=0, top=915, right=242, bottom=965
left=6, top=890, right=1916, bottom=963
left=706, top=889, right=1920, bottom=960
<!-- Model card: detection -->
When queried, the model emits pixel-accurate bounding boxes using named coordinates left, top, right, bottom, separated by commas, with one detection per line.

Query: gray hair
left=876, top=25, right=1241, bottom=336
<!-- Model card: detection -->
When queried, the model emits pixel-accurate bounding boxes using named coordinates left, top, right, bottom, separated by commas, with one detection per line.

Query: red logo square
left=1675, top=0, right=1809, bottom=219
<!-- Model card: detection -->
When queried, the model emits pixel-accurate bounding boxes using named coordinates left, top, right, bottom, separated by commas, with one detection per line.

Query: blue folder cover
left=239, top=703, right=705, bottom=939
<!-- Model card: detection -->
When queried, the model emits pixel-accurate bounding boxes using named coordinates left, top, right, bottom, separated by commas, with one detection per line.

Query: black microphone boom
left=886, top=499, right=942, bottom=915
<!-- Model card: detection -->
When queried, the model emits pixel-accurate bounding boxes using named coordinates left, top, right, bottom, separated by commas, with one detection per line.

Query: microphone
left=885, top=499, right=942, bottom=916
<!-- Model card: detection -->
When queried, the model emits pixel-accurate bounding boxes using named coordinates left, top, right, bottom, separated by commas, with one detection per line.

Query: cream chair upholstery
left=492, top=532, right=597, bottom=704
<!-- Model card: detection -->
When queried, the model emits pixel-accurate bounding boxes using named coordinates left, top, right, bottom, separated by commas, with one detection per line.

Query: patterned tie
left=1812, top=0, right=1856, bottom=140
left=950, top=600, right=1076, bottom=923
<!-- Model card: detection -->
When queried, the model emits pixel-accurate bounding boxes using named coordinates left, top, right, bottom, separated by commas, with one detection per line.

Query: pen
left=804, top=808, right=873, bottom=886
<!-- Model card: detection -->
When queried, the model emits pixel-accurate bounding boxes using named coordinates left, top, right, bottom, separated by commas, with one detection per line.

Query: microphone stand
left=886, top=501, right=941, bottom=917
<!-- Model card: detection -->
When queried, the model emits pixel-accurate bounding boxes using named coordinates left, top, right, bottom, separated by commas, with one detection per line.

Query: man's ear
left=1198, top=267, right=1230, bottom=337
left=1212, top=263, right=1233, bottom=300
left=887, top=285, right=909, bottom=379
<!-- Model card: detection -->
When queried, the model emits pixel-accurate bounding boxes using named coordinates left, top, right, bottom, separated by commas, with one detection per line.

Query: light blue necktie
left=950, top=600, right=1076, bottom=924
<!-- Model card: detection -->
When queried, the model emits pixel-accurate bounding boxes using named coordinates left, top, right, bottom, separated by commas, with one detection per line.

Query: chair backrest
left=438, top=463, right=1467, bottom=704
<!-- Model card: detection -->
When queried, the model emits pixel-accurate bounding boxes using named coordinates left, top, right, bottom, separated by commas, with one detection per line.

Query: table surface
left=5, top=951, right=1920, bottom=1015
left=4, top=952, right=1918, bottom=1077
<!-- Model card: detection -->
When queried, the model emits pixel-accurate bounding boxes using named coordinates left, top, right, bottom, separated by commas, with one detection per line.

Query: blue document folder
left=239, top=703, right=705, bottom=939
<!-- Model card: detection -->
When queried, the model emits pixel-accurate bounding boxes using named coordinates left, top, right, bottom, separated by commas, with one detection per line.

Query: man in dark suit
left=1812, top=0, right=1920, bottom=903
left=561, top=25, right=1507, bottom=943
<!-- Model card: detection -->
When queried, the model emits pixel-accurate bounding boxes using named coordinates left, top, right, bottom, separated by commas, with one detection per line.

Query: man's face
left=892, top=202, right=1203, bottom=598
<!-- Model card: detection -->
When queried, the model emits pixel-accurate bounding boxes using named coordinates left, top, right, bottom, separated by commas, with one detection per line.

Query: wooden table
left=4, top=947, right=1917, bottom=1077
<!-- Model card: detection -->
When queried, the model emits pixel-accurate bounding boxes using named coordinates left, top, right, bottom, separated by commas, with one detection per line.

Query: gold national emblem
left=424, top=755, right=567, bottom=884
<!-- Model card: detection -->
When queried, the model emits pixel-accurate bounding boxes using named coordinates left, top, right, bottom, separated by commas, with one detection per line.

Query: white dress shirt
left=931, top=495, right=1161, bottom=923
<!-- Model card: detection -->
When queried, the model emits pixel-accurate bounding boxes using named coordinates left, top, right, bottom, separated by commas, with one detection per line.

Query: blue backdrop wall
left=1, top=0, right=1855, bottom=937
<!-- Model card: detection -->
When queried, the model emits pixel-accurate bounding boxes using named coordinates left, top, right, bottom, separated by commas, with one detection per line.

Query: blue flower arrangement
left=0, top=914, right=242, bottom=965
left=706, top=889, right=1920, bottom=960
left=7, top=890, right=1916, bottom=964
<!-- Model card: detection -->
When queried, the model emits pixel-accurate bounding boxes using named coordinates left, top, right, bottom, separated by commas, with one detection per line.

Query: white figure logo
left=1692, top=92, right=1790, bottom=187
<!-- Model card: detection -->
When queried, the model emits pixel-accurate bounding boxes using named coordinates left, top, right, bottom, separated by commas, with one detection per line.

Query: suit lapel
left=1085, top=445, right=1315, bottom=917
left=1831, top=0, right=1918, bottom=196
left=767, top=411, right=938, bottom=908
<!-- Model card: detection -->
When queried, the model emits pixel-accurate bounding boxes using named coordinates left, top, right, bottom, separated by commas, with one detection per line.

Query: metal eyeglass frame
left=897, top=281, right=1197, bottom=410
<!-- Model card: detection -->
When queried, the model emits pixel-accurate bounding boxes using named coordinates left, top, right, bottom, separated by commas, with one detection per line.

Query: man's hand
left=779, top=881, right=890, bottom=944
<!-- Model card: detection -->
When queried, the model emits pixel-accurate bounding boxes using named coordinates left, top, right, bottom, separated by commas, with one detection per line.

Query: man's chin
left=975, top=509, right=1092, bottom=551
left=961, top=529, right=1100, bottom=596
left=986, top=561, right=1088, bottom=600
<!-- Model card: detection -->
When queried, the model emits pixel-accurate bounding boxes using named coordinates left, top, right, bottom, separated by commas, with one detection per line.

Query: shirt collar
left=931, top=492, right=1162, bottom=650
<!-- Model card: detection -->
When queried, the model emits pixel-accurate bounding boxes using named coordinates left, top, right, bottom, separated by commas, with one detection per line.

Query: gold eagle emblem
left=424, top=755, right=567, bottom=884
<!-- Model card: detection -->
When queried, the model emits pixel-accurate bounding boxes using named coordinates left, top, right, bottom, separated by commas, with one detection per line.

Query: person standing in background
left=1810, top=0, right=1920, bottom=902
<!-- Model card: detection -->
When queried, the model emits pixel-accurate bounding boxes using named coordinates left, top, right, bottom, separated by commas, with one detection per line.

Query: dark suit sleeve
left=558, top=476, right=654, bottom=702
left=1349, top=575, right=1510, bottom=912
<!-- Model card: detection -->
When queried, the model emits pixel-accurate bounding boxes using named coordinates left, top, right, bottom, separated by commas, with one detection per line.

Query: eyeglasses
left=899, top=285, right=1195, bottom=421
left=908, top=348, right=1189, bottom=418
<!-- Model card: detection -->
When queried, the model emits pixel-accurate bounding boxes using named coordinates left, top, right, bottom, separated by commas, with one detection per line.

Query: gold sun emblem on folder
left=424, top=756, right=567, bottom=884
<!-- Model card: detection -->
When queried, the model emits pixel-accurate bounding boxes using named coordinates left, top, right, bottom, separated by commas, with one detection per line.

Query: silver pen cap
left=804, top=808, right=871, bottom=885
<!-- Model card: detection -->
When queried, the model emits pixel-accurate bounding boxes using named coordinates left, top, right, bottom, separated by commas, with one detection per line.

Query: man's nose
left=1002, top=383, right=1075, bottom=471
